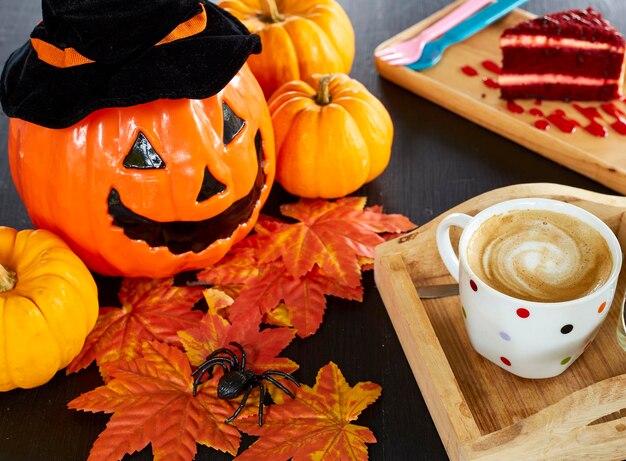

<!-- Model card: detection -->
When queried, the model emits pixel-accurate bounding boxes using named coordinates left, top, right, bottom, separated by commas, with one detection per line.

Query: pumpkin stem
left=0, top=264, right=16, bottom=293
left=259, top=0, right=284, bottom=23
left=314, top=74, right=334, bottom=106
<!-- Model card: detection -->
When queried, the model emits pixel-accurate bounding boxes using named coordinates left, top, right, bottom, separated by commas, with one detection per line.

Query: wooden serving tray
left=374, top=184, right=626, bottom=461
left=374, top=2, right=626, bottom=195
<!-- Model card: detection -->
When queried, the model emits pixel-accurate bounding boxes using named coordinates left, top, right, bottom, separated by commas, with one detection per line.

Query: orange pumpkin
left=269, top=73, right=393, bottom=198
left=218, top=0, right=355, bottom=98
left=8, top=65, right=275, bottom=278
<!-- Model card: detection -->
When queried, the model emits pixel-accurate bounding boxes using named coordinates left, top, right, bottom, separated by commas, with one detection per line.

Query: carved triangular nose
left=196, top=167, right=226, bottom=202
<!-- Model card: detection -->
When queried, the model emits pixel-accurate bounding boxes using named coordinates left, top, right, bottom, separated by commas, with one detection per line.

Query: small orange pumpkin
left=269, top=73, right=393, bottom=198
left=8, top=66, right=275, bottom=277
left=218, top=0, right=355, bottom=98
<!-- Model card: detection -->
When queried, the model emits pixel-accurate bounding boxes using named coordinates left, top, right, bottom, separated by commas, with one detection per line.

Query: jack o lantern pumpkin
left=1, top=0, right=274, bottom=278
left=8, top=66, right=274, bottom=277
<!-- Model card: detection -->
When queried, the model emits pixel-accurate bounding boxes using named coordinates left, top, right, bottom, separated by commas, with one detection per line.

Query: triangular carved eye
left=196, top=167, right=226, bottom=202
left=223, top=101, right=246, bottom=145
left=123, top=132, right=166, bottom=169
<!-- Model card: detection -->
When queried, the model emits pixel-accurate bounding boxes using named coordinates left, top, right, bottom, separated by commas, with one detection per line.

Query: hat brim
left=0, top=1, right=261, bottom=129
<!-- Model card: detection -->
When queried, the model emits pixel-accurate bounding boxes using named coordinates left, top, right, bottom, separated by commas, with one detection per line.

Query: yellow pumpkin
left=268, top=73, right=393, bottom=198
left=0, top=227, right=98, bottom=391
left=218, top=0, right=355, bottom=98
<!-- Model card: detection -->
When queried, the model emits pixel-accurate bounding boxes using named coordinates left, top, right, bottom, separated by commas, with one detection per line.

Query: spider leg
left=192, top=357, right=234, bottom=377
left=192, top=359, right=230, bottom=396
left=258, top=382, right=265, bottom=426
left=229, top=342, right=246, bottom=371
left=203, top=348, right=239, bottom=370
left=260, top=374, right=296, bottom=399
left=262, top=370, right=300, bottom=387
left=224, top=386, right=252, bottom=424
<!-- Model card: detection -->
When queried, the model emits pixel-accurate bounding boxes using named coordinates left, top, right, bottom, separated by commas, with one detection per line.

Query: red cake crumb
left=499, top=8, right=626, bottom=101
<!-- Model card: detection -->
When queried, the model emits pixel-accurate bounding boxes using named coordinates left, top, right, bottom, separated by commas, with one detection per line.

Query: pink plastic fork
left=376, top=0, right=495, bottom=66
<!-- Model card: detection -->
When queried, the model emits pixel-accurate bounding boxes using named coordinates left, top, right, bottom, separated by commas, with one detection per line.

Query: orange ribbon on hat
left=31, top=3, right=207, bottom=68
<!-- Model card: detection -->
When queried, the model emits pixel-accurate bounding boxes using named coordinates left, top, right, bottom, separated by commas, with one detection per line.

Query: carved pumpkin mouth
left=108, top=131, right=265, bottom=255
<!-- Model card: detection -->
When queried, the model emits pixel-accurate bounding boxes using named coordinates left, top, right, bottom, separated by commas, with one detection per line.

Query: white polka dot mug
left=436, top=198, right=622, bottom=379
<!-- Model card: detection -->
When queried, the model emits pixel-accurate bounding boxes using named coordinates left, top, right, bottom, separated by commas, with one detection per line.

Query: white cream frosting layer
left=500, top=35, right=624, bottom=52
left=498, top=74, right=619, bottom=86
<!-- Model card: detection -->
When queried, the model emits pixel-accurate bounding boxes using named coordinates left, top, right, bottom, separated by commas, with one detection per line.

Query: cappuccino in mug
left=466, top=209, right=613, bottom=302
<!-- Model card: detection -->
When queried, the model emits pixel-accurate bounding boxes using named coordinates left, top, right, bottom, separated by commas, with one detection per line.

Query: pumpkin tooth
left=196, top=167, right=227, bottom=203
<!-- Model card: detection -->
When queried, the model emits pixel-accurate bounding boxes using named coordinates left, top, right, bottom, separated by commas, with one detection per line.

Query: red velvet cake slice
left=499, top=8, right=626, bottom=101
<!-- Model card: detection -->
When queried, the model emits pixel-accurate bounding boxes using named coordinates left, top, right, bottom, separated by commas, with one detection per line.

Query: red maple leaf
left=256, top=197, right=415, bottom=287
left=253, top=214, right=289, bottom=235
left=178, top=288, right=298, bottom=413
left=194, top=198, right=413, bottom=338
left=195, top=214, right=285, bottom=287
left=68, top=341, right=243, bottom=461
left=360, top=205, right=417, bottom=234
left=178, top=289, right=297, bottom=375
left=229, top=263, right=362, bottom=338
left=66, top=197, right=407, bottom=461
left=197, top=245, right=259, bottom=286
left=234, top=362, right=381, bottom=461
left=67, top=278, right=204, bottom=375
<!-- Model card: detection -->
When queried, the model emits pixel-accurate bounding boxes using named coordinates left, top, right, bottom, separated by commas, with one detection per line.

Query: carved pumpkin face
left=8, top=66, right=275, bottom=277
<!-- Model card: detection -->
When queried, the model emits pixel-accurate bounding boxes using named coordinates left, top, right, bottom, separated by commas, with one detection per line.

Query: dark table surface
left=0, top=0, right=624, bottom=460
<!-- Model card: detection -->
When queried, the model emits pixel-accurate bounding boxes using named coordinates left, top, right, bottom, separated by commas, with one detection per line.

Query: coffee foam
left=467, top=209, right=612, bottom=302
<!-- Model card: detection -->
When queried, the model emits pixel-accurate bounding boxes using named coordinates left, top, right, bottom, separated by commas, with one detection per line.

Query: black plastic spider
left=192, top=342, right=299, bottom=426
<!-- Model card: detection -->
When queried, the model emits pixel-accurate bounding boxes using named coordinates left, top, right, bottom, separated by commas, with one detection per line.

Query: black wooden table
left=0, top=1, right=623, bottom=460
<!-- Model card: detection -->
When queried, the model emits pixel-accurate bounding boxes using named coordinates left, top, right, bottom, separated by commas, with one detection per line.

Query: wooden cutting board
left=374, top=1, right=626, bottom=195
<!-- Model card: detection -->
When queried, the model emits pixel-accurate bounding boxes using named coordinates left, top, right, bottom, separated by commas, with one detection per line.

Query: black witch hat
left=0, top=0, right=261, bottom=129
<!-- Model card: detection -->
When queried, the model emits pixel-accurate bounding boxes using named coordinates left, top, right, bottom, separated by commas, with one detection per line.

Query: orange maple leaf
left=203, top=287, right=235, bottom=316
left=67, top=278, right=204, bottom=375
left=234, top=362, right=381, bottom=461
left=68, top=341, right=242, bottom=461
left=197, top=245, right=259, bottom=286
left=195, top=214, right=282, bottom=286
left=229, top=263, right=362, bottom=338
left=256, top=198, right=415, bottom=287
left=196, top=198, right=413, bottom=337
left=178, top=289, right=297, bottom=376
left=265, top=304, right=293, bottom=328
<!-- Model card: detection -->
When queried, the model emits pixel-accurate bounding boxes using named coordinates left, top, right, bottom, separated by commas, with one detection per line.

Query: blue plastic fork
left=407, top=0, right=529, bottom=71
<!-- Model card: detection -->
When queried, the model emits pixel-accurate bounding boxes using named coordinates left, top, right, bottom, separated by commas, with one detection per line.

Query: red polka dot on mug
left=470, top=280, right=477, bottom=292
left=500, top=356, right=511, bottom=366
left=597, top=301, right=607, bottom=314
left=516, top=307, right=530, bottom=318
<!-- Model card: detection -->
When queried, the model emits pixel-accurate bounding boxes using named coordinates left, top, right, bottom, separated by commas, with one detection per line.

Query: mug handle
left=436, top=213, right=473, bottom=282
